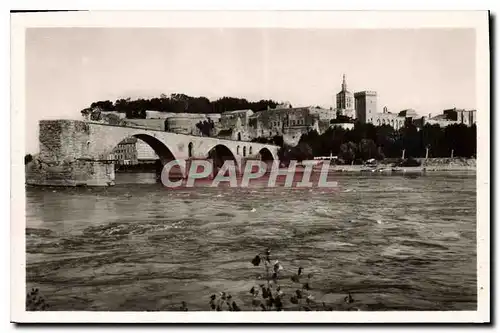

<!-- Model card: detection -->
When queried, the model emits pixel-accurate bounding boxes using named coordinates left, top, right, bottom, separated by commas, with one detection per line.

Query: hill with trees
left=81, top=93, right=279, bottom=119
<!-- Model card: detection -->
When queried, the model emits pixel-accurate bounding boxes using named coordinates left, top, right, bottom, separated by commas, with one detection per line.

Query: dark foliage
left=26, top=288, right=49, bottom=311
left=298, top=122, right=476, bottom=162
left=24, top=154, right=33, bottom=165
left=83, top=94, right=279, bottom=119
left=278, top=142, right=314, bottom=164
left=196, top=118, right=215, bottom=136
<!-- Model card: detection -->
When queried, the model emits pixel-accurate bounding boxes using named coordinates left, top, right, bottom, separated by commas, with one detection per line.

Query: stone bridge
left=26, top=120, right=279, bottom=186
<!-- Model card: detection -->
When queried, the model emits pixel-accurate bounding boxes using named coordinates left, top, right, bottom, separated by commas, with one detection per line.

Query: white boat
left=300, top=160, right=323, bottom=167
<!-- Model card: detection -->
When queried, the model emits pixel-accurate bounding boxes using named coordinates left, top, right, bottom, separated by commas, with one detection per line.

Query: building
left=373, top=107, right=406, bottom=129
left=107, top=137, right=160, bottom=165
left=205, top=105, right=335, bottom=145
left=220, top=109, right=254, bottom=128
left=216, top=109, right=255, bottom=141
left=309, top=106, right=337, bottom=122
left=420, top=114, right=459, bottom=127
left=354, top=91, right=377, bottom=123
left=335, top=74, right=355, bottom=119
left=164, top=113, right=207, bottom=135
left=110, top=137, right=138, bottom=165
left=398, top=109, right=419, bottom=120
left=415, top=108, right=477, bottom=128
left=246, top=106, right=335, bottom=145
left=354, top=89, right=406, bottom=130
left=443, top=108, right=477, bottom=126
left=136, top=140, right=159, bottom=163
left=145, top=110, right=170, bottom=119
left=273, top=101, right=293, bottom=109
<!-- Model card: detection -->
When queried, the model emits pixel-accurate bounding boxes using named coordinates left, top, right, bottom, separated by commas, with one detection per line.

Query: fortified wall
left=247, top=106, right=334, bottom=145
left=26, top=120, right=115, bottom=186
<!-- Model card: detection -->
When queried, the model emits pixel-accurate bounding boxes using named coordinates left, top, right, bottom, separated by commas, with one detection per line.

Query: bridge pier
left=26, top=158, right=115, bottom=187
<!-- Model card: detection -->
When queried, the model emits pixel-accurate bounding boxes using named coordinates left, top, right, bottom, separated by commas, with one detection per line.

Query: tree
left=339, top=142, right=357, bottom=164
left=90, top=100, right=114, bottom=111
left=293, top=142, right=314, bottom=161
left=83, top=94, right=279, bottom=117
left=196, top=119, right=215, bottom=136
left=400, top=123, right=420, bottom=158
left=298, top=130, right=321, bottom=156
left=358, top=139, right=379, bottom=161
left=24, top=154, right=33, bottom=165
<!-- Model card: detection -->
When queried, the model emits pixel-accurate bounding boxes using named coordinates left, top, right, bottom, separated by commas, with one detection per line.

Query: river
left=25, top=172, right=477, bottom=311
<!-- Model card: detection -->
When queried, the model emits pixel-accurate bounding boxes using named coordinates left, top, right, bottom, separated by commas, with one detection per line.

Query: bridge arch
left=132, top=134, right=178, bottom=163
left=107, top=133, right=179, bottom=165
left=258, top=147, right=275, bottom=161
left=207, top=144, right=240, bottom=171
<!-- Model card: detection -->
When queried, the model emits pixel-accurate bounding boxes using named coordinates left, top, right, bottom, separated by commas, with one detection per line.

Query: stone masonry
left=26, top=120, right=279, bottom=187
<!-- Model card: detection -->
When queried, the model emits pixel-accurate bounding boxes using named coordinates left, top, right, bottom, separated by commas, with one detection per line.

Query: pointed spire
left=341, top=74, right=347, bottom=91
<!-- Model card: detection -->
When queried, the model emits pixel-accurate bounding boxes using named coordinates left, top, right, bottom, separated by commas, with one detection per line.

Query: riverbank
left=319, top=158, right=476, bottom=173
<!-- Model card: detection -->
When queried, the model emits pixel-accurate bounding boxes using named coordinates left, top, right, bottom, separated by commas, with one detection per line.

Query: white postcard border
left=10, top=10, right=490, bottom=323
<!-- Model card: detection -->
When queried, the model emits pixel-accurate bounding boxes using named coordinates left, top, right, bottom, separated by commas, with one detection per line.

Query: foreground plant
left=249, top=248, right=323, bottom=311
left=180, top=247, right=357, bottom=311
left=208, top=292, right=241, bottom=311
left=26, top=288, right=49, bottom=311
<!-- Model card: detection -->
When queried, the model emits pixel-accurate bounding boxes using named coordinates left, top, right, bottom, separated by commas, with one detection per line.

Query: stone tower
left=335, top=74, right=355, bottom=119
left=354, top=91, right=378, bottom=124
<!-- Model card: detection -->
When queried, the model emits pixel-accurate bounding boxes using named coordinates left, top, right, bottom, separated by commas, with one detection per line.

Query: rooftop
left=222, top=109, right=254, bottom=115
left=354, top=91, right=377, bottom=96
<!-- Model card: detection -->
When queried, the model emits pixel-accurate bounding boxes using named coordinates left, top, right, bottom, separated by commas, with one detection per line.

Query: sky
left=25, top=28, right=476, bottom=153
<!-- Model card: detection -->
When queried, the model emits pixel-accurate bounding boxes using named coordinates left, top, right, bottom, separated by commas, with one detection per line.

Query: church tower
left=335, top=74, right=355, bottom=119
